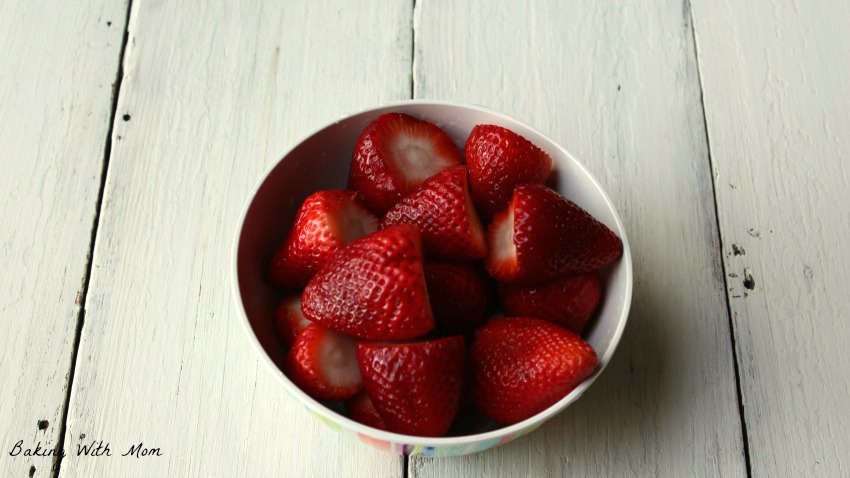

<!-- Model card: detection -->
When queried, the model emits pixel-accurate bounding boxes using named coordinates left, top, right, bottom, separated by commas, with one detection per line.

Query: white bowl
left=231, top=100, right=633, bottom=457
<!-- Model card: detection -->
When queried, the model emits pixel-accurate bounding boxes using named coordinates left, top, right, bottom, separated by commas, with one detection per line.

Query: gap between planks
left=52, top=1, right=135, bottom=476
left=685, top=0, right=752, bottom=476
left=405, top=1, right=417, bottom=477
left=54, top=1, right=414, bottom=476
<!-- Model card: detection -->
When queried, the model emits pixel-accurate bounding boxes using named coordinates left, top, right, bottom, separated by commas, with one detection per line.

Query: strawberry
left=465, top=124, right=552, bottom=217
left=268, top=189, right=378, bottom=289
left=469, top=317, right=598, bottom=425
left=274, top=295, right=313, bottom=346
left=499, top=273, right=602, bottom=334
left=285, top=324, right=362, bottom=401
left=301, top=224, right=435, bottom=340
left=487, top=184, right=622, bottom=284
left=348, top=113, right=463, bottom=215
left=423, top=261, right=491, bottom=335
left=380, top=166, right=486, bottom=261
left=356, top=337, right=465, bottom=437
left=345, top=390, right=388, bottom=430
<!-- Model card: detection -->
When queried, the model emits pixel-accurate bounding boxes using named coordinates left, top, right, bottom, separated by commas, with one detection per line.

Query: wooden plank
left=412, top=1, right=746, bottom=476
left=59, top=0, right=411, bottom=476
left=690, top=0, right=850, bottom=475
left=0, top=0, right=128, bottom=476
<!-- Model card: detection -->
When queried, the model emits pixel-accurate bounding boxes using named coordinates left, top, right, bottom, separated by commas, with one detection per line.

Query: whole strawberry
left=357, top=336, right=465, bottom=437
left=285, top=324, right=362, bottom=402
left=345, top=390, right=388, bottom=431
left=465, top=124, right=552, bottom=217
left=301, top=224, right=434, bottom=340
left=349, top=113, right=462, bottom=215
left=499, top=273, right=602, bottom=334
left=424, top=261, right=492, bottom=335
left=268, top=189, right=377, bottom=289
left=381, top=166, right=486, bottom=261
left=274, top=295, right=313, bottom=347
left=487, top=184, right=622, bottom=284
left=469, top=317, right=597, bottom=425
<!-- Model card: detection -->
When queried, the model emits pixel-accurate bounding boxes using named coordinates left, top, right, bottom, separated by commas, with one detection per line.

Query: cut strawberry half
left=301, top=224, right=435, bottom=340
left=380, top=166, right=486, bottom=261
left=356, top=336, right=465, bottom=437
left=486, top=184, right=622, bottom=284
left=348, top=113, right=463, bottom=215
left=268, top=189, right=378, bottom=289
left=465, top=124, right=552, bottom=217
left=285, top=324, right=362, bottom=402
left=424, top=261, right=491, bottom=335
left=345, top=390, right=388, bottom=431
left=469, top=317, right=598, bottom=425
left=274, top=295, right=313, bottom=347
left=500, top=273, right=602, bottom=334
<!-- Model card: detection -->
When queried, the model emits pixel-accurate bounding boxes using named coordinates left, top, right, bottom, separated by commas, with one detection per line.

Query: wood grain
left=59, top=0, right=410, bottom=476
left=0, top=0, right=128, bottom=476
left=690, top=0, right=850, bottom=475
left=412, top=1, right=746, bottom=476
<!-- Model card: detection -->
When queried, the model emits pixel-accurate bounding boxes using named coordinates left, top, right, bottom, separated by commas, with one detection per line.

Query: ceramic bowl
left=231, top=100, right=633, bottom=457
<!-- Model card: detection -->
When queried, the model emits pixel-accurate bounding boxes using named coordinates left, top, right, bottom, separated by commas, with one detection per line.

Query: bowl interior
left=234, top=102, right=631, bottom=442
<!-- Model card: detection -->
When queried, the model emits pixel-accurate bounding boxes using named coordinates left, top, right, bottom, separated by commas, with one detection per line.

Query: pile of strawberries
left=268, top=113, right=622, bottom=437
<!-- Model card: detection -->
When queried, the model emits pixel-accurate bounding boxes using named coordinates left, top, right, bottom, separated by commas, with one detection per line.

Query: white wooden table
left=2, top=1, right=849, bottom=476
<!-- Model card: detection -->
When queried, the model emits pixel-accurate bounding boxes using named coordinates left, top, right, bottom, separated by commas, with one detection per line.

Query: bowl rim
left=231, top=99, right=633, bottom=447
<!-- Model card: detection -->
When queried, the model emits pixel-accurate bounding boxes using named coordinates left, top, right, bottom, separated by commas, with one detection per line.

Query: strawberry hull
left=349, top=113, right=463, bottom=215
left=274, top=295, right=313, bottom=346
left=268, top=189, right=378, bottom=289
left=285, top=324, right=363, bottom=402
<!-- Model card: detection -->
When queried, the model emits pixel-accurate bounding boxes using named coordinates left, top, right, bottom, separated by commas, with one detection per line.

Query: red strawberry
left=465, top=124, right=552, bottom=217
left=487, top=184, right=622, bottom=284
left=469, top=317, right=598, bottom=425
left=274, top=295, right=312, bottom=346
left=269, top=189, right=378, bottom=289
left=380, top=166, right=486, bottom=261
left=356, top=337, right=465, bottom=437
left=285, top=324, right=362, bottom=401
left=500, top=273, right=602, bottom=334
left=301, top=224, right=434, bottom=340
left=345, top=390, right=388, bottom=430
left=348, top=113, right=463, bottom=215
left=423, top=261, right=491, bottom=335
